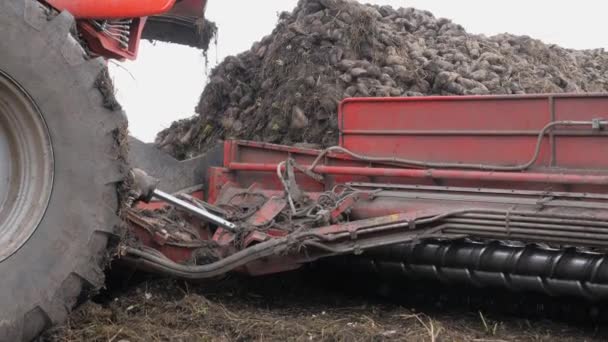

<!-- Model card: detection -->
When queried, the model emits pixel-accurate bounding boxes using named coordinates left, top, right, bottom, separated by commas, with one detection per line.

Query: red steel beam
left=47, top=0, right=176, bottom=19
left=227, top=162, right=608, bottom=186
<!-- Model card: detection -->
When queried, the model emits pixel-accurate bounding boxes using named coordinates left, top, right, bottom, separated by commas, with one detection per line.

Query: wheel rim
left=0, top=70, right=53, bottom=262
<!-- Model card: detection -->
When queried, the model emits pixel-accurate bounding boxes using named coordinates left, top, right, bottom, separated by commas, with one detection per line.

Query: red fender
left=46, top=0, right=177, bottom=19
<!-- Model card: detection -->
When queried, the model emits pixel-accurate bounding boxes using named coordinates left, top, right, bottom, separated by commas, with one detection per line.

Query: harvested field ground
left=46, top=267, right=607, bottom=342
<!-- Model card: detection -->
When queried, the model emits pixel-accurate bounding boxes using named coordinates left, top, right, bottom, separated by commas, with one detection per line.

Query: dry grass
left=44, top=274, right=605, bottom=342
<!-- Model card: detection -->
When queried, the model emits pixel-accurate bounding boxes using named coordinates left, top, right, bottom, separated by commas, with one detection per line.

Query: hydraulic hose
left=311, top=120, right=607, bottom=172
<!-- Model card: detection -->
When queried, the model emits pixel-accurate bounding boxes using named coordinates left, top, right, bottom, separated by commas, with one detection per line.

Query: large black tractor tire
left=0, top=1, right=127, bottom=340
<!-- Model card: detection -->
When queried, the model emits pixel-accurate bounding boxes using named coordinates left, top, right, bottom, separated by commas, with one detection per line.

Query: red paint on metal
left=130, top=94, right=608, bottom=276
left=216, top=95, right=608, bottom=196
left=47, top=0, right=176, bottom=19
left=247, top=197, right=287, bottom=226
left=207, top=167, right=236, bottom=204
left=242, top=231, right=268, bottom=247
left=47, top=0, right=208, bottom=60
left=223, top=140, right=235, bottom=168
left=77, top=18, right=146, bottom=60
left=339, top=94, right=608, bottom=170
left=330, top=194, right=360, bottom=223
left=227, top=162, right=608, bottom=186
left=130, top=226, right=196, bottom=263
left=212, top=227, right=234, bottom=246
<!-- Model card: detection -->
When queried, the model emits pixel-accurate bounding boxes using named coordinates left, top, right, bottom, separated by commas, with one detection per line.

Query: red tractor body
left=46, top=0, right=179, bottom=18
left=45, top=0, right=208, bottom=59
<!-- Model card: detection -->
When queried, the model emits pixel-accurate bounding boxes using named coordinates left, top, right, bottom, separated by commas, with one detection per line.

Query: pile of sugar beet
left=156, top=0, right=608, bottom=159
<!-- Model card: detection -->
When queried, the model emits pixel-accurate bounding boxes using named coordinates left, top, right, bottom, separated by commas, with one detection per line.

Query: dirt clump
left=143, top=17, right=218, bottom=51
left=156, top=0, right=608, bottom=159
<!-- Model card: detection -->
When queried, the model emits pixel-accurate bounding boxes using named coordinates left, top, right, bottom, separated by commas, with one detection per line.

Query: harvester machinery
left=2, top=0, right=608, bottom=340
left=128, top=94, right=608, bottom=301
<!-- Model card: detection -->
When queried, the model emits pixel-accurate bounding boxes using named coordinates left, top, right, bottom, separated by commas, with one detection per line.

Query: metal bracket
left=592, top=118, right=605, bottom=131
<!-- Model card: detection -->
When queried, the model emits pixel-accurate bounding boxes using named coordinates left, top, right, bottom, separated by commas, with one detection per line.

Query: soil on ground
left=46, top=268, right=607, bottom=342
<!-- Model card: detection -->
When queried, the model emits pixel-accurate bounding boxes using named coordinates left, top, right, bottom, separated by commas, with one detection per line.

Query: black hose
left=121, top=237, right=292, bottom=280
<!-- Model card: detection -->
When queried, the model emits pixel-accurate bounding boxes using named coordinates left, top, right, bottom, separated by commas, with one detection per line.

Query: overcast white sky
left=110, top=0, right=608, bottom=142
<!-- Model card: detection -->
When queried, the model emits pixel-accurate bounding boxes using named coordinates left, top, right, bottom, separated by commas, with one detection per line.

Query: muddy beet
left=156, top=0, right=608, bottom=159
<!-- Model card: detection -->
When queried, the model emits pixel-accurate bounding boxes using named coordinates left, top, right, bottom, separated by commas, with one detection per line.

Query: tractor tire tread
left=0, top=1, right=128, bottom=340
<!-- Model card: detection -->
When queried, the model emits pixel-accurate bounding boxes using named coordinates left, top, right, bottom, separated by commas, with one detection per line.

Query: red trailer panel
left=339, top=94, right=608, bottom=170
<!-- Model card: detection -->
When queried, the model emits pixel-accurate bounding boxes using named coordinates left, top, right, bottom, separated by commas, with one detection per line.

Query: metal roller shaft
left=328, top=240, right=608, bottom=300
